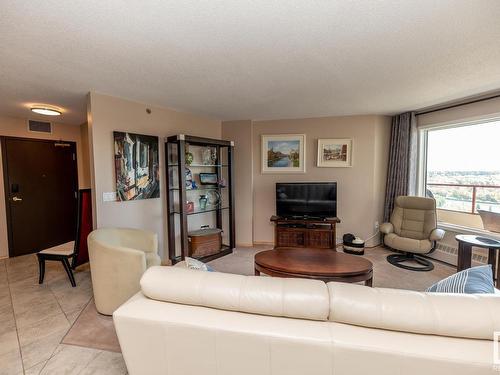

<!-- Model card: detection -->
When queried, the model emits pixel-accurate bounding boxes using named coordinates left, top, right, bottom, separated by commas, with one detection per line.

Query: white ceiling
left=1, top=1, right=500, bottom=125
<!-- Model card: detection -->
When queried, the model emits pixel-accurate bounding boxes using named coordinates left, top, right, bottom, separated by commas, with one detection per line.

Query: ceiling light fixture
left=31, top=107, right=62, bottom=116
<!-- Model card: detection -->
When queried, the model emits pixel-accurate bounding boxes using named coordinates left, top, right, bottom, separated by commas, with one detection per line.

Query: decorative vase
left=210, top=148, right=217, bottom=164
left=201, top=147, right=212, bottom=165
left=199, top=195, right=208, bottom=210
left=185, top=168, right=193, bottom=190
left=185, top=151, right=193, bottom=166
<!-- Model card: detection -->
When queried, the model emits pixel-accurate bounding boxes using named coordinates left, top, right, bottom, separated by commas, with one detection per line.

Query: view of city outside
left=426, top=120, right=500, bottom=214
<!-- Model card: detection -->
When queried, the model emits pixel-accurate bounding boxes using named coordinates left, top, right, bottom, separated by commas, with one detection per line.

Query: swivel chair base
left=387, top=253, right=434, bottom=272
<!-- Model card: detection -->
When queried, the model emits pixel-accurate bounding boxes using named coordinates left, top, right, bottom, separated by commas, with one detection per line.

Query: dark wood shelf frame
left=165, top=134, right=235, bottom=263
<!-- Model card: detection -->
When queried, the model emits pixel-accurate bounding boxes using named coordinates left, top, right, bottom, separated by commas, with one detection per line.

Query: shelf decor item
left=188, top=228, right=223, bottom=258
left=185, top=151, right=193, bottom=166
left=165, top=135, right=235, bottom=264
left=261, top=134, right=306, bottom=173
left=114, top=131, right=160, bottom=200
left=185, top=168, right=193, bottom=190
left=206, top=190, right=221, bottom=207
left=210, top=148, right=217, bottom=164
left=186, top=201, right=194, bottom=213
left=201, top=147, right=211, bottom=165
left=199, top=194, right=208, bottom=210
left=199, top=172, right=218, bottom=185
left=317, top=138, right=352, bottom=167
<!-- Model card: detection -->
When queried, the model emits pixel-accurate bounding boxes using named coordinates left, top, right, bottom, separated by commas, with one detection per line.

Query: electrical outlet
left=103, top=192, right=117, bottom=202
left=374, top=221, right=379, bottom=231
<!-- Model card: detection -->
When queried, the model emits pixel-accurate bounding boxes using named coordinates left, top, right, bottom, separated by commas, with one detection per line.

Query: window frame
left=417, top=115, right=500, bottom=215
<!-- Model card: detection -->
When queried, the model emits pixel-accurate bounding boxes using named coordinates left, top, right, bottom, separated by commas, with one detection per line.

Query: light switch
left=103, top=192, right=117, bottom=202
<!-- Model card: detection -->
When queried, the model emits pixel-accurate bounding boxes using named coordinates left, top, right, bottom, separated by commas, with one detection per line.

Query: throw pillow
left=426, top=265, right=494, bottom=294
left=184, top=257, right=215, bottom=272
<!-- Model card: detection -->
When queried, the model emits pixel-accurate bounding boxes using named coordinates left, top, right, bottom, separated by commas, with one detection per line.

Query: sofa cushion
left=140, top=266, right=330, bottom=321
left=328, top=282, right=500, bottom=340
left=426, top=265, right=494, bottom=294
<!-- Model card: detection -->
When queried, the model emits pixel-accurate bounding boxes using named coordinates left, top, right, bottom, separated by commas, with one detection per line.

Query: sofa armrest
left=430, top=228, right=445, bottom=241
left=379, top=222, right=394, bottom=234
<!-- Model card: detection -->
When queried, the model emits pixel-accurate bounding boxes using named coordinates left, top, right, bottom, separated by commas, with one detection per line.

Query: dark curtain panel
left=383, top=112, right=418, bottom=221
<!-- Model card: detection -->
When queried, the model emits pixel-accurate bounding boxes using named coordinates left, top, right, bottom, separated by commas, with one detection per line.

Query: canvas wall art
left=261, top=134, right=306, bottom=173
left=317, top=138, right=352, bottom=167
left=114, top=131, right=160, bottom=200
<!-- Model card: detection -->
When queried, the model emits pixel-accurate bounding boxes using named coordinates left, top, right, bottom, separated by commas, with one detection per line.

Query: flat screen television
left=276, top=182, right=337, bottom=219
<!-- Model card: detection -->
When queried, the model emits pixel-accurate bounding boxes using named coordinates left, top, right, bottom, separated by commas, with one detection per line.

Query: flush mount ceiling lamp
left=30, top=107, right=62, bottom=116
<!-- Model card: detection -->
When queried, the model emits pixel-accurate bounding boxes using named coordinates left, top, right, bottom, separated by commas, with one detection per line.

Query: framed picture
left=317, top=138, right=352, bottom=167
left=114, top=131, right=160, bottom=201
left=199, top=172, right=218, bottom=185
left=261, top=134, right=306, bottom=173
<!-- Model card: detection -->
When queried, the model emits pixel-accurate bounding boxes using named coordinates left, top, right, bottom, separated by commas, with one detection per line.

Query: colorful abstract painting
left=114, top=131, right=160, bottom=200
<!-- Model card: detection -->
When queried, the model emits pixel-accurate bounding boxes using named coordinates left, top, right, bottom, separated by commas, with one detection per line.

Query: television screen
left=276, top=182, right=337, bottom=218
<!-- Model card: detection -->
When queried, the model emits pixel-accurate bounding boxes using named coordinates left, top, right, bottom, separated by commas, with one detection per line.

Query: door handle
left=12, top=197, right=22, bottom=202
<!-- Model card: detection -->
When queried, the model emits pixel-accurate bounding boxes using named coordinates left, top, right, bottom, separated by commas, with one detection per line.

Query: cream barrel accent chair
left=88, top=228, right=161, bottom=315
left=380, top=196, right=445, bottom=271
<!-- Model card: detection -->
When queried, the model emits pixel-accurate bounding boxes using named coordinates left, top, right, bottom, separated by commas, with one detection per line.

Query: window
left=419, top=119, right=500, bottom=221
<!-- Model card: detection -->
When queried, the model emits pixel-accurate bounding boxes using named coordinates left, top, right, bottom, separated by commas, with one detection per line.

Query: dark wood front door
left=2, top=137, right=78, bottom=257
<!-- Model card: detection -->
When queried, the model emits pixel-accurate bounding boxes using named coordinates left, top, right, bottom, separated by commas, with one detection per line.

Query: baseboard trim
left=252, top=241, right=274, bottom=246
left=236, top=243, right=255, bottom=248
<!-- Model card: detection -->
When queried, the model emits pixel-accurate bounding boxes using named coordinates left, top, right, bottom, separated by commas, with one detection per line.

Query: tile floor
left=0, top=245, right=456, bottom=375
left=0, top=254, right=126, bottom=375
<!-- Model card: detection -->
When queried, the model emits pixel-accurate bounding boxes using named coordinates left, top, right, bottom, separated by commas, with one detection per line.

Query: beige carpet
left=62, top=246, right=455, bottom=354
left=62, top=300, right=121, bottom=353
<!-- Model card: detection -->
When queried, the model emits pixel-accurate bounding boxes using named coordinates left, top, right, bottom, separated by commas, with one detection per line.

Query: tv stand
left=270, top=216, right=340, bottom=249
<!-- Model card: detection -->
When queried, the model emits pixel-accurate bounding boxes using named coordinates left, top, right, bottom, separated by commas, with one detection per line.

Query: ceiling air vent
left=28, top=120, right=52, bottom=133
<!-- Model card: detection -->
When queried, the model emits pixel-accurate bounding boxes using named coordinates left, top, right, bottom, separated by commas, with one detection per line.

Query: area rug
left=62, top=299, right=121, bottom=353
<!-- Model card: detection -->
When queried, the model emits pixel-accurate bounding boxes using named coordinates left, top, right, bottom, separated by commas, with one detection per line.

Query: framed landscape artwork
left=114, top=131, right=160, bottom=201
left=317, top=138, right=352, bottom=167
left=261, top=134, right=306, bottom=173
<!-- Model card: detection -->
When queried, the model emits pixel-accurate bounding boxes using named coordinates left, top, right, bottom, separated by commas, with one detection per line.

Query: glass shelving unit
left=165, top=134, right=235, bottom=263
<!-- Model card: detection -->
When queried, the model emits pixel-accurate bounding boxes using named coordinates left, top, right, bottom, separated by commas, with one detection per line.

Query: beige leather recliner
left=88, top=228, right=161, bottom=315
left=380, top=196, right=445, bottom=271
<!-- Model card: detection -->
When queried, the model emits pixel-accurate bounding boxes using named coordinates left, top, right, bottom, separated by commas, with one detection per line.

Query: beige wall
left=221, top=120, right=254, bottom=246
left=88, top=97, right=391, bottom=254
left=87, top=92, right=222, bottom=259
left=250, top=115, right=391, bottom=245
left=0, top=115, right=88, bottom=258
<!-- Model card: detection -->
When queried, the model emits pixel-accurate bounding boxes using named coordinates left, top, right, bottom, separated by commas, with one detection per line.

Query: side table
left=456, top=234, right=500, bottom=288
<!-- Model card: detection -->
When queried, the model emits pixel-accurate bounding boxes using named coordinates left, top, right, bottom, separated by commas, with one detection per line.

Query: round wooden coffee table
left=254, top=248, right=373, bottom=286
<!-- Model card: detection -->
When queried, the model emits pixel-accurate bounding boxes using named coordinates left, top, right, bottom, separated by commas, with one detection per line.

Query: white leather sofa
left=88, top=228, right=161, bottom=315
left=113, top=266, right=500, bottom=375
